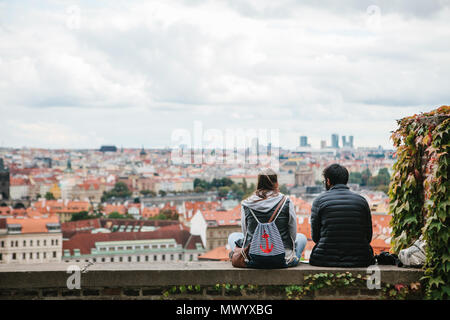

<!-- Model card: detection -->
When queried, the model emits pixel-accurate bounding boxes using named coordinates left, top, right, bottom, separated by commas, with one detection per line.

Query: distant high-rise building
left=0, top=158, right=10, bottom=200
left=349, top=136, right=354, bottom=148
left=341, top=135, right=355, bottom=148
left=331, top=134, right=339, bottom=149
left=320, top=140, right=327, bottom=149
left=300, top=136, right=308, bottom=147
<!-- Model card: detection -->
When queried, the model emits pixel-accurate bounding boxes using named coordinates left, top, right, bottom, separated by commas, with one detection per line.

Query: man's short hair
left=323, top=164, right=349, bottom=185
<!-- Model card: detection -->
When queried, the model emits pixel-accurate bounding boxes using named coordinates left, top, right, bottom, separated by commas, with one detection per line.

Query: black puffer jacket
left=309, top=184, right=375, bottom=267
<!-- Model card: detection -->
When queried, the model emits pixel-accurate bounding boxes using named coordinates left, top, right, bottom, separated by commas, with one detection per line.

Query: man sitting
left=310, top=164, right=375, bottom=267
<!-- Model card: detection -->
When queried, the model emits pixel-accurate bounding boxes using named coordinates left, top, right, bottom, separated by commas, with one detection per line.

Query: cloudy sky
left=1, top=0, right=449, bottom=150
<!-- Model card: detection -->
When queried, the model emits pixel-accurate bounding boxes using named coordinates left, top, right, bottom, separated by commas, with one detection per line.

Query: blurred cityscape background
left=0, top=133, right=394, bottom=265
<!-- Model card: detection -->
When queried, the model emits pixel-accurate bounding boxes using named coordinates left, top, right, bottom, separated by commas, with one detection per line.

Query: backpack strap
left=247, top=207, right=260, bottom=224
left=269, top=196, right=288, bottom=223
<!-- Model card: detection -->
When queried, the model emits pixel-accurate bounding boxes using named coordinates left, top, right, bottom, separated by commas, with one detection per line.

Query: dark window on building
left=12, top=253, right=16, bottom=260
left=53, top=251, right=56, bottom=258
left=128, top=256, right=132, bottom=262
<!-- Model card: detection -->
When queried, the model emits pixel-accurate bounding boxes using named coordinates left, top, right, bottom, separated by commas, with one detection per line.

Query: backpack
left=398, top=236, right=426, bottom=268
left=244, top=196, right=289, bottom=269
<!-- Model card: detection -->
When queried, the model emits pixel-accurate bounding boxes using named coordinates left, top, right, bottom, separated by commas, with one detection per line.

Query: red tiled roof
left=202, top=209, right=241, bottom=226
left=0, top=207, right=12, bottom=216
left=103, top=204, right=127, bottom=215
left=6, top=216, right=60, bottom=234
left=182, top=201, right=221, bottom=221
left=63, top=224, right=203, bottom=255
left=198, top=246, right=230, bottom=261
left=62, top=219, right=102, bottom=232
left=297, top=216, right=311, bottom=239
left=142, top=207, right=160, bottom=218
left=99, top=218, right=179, bottom=229
left=289, top=196, right=312, bottom=215
left=32, top=200, right=90, bottom=213
left=10, top=177, right=30, bottom=186
left=76, top=181, right=100, bottom=190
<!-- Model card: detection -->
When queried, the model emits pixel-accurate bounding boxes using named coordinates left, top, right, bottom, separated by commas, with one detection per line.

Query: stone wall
left=0, top=262, right=424, bottom=300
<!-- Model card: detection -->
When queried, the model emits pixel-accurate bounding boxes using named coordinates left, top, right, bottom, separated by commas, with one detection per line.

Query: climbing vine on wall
left=389, top=105, right=449, bottom=299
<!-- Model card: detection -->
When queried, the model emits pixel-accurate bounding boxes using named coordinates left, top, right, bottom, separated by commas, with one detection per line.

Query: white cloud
left=0, top=0, right=449, bottom=149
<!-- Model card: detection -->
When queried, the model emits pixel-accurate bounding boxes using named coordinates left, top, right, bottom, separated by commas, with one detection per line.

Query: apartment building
left=0, top=216, right=62, bottom=264
left=62, top=223, right=205, bottom=263
left=190, top=206, right=241, bottom=251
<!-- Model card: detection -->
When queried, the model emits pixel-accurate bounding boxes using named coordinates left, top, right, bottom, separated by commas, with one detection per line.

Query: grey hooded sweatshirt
left=241, top=192, right=298, bottom=264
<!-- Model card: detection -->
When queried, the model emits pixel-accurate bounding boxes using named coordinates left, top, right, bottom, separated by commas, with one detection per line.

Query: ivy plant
left=389, top=105, right=449, bottom=299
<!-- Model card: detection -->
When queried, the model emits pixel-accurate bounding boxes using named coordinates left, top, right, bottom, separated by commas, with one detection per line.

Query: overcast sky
left=1, top=0, right=449, bottom=150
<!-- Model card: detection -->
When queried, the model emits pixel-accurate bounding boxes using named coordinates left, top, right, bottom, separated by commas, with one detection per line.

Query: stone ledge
left=0, top=262, right=423, bottom=288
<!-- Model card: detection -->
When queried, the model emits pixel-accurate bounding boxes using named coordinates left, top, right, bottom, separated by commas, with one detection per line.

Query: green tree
left=140, top=190, right=156, bottom=197
left=361, top=168, right=372, bottom=186
left=279, top=184, right=289, bottom=195
left=70, top=211, right=102, bottom=221
left=108, top=211, right=133, bottom=219
left=242, top=178, right=248, bottom=193
left=70, top=211, right=89, bottom=221
left=148, top=209, right=179, bottom=221
left=44, top=192, right=55, bottom=200
left=243, top=183, right=256, bottom=199
left=377, top=168, right=391, bottom=185
left=349, top=172, right=362, bottom=184
left=218, top=186, right=231, bottom=198
left=158, top=190, right=167, bottom=197
left=194, top=186, right=205, bottom=193
left=101, top=182, right=132, bottom=201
